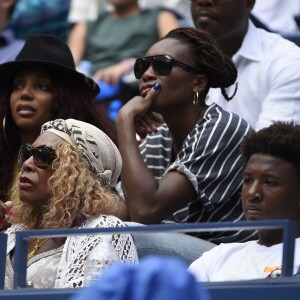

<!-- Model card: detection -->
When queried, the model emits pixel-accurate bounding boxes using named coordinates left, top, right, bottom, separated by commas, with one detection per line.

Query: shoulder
left=157, top=9, right=179, bottom=20
left=189, top=241, right=256, bottom=279
left=95, top=11, right=110, bottom=20
left=202, top=104, right=252, bottom=133
left=83, top=215, right=126, bottom=228
left=256, top=29, right=300, bottom=62
left=5, top=224, right=24, bottom=253
left=88, top=11, right=110, bottom=27
left=5, top=223, right=23, bottom=235
left=237, top=23, right=300, bottom=69
left=193, top=241, right=256, bottom=264
left=140, top=9, right=160, bottom=17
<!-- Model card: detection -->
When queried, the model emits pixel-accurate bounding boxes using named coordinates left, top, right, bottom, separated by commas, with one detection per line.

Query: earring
left=193, top=91, right=199, bottom=106
left=2, top=115, right=9, bottom=147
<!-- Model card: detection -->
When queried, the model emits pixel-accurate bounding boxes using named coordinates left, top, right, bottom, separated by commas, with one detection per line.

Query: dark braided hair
left=163, top=27, right=238, bottom=101
left=241, top=122, right=300, bottom=178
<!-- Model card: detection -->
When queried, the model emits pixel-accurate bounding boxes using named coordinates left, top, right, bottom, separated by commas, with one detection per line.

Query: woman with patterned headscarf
left=2, top=118, right=138, bottom=289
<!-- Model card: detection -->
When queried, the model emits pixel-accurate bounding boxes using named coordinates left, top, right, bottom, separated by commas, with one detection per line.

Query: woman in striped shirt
left=116, top=27, right=255, bottom=246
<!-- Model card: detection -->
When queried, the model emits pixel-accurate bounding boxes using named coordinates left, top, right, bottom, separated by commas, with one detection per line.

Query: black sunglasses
left=18, top=143, right=57, bottom=169
left=134, top=54, right=202, bottom=79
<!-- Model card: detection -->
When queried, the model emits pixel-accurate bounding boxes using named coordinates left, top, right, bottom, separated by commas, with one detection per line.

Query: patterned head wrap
left=41, top=119, right=122, bottom=187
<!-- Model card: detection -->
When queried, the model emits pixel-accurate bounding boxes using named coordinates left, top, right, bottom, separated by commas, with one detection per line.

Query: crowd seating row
left=0, top=220, right=299, bottom=299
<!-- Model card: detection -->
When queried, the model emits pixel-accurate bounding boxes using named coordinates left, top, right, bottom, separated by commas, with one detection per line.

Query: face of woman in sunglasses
left=10, top=68, right=55, bottom=135
left=138, top=38, right=205, bottom=111
left=18, top=132, right=63, bottom=209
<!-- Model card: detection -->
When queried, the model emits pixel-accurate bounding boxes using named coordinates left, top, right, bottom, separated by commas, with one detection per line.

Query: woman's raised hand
left=135, top=111, right=164, bottom=139
left=117, top=83, right=162, bottom=138
left=0, top=200, right=13, bottom=230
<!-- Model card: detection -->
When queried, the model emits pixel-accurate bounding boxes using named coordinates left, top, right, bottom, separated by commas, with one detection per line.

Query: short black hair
left=241, top=122, right=300, bottom=178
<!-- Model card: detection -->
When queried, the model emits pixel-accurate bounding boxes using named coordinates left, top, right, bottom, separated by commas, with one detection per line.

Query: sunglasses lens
left=152, top=56, right=172, bottom=75
left=134, top=55, right=174, bottom=79
left=18, top=144, right=32, bottom=166
left=134, top=58, right=149, bottom=79
left=18, top=144, right=56, bottom=168
left=33, top=148, right=54, bottom=168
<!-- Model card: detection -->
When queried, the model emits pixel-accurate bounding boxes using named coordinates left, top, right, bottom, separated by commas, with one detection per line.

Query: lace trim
left=55, top=215, right=138, bottom=288
left=5, top=216, right=138, bottom=289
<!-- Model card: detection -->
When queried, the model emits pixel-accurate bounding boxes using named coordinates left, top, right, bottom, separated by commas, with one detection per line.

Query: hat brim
left=0, top=59, right=100, bottom=99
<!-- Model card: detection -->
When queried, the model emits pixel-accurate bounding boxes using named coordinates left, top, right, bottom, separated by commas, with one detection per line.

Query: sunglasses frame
left=18, top=143, right=57, bottom=169
left=134, top=54, right=202, bottom=79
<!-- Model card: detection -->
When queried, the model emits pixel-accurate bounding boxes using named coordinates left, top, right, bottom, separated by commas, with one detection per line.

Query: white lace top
left=5, top=215, right=138, bottom=289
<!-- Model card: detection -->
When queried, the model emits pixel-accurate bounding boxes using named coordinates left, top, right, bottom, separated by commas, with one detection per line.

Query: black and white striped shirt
left=140, top=103, right=256, bottom=244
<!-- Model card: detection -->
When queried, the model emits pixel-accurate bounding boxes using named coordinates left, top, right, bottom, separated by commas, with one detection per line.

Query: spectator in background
left=67, top=0, right=179, bottom=106
left=139, top=0, right=193, bottom=26
left=68, top=0, right=192, bottom=26
left=8, top=0, right=70, bottom=41
left=68, top=0, right=104, bottom=23
left=252, top=0, right=300, bottom=33
left=0, top=34, right=117, bottom=208
left=189, top=122, right=300, bottom=281
left=0, top=0, right=24, bottom=63
left=191, top=0, right=300, bottom=130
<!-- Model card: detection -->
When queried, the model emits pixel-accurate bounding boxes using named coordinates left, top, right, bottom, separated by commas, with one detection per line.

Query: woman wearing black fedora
left=0, top=34, right=118, bottom=215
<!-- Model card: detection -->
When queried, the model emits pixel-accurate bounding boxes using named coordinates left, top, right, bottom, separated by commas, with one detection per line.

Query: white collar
left=232, top=20, right=262, bottom=63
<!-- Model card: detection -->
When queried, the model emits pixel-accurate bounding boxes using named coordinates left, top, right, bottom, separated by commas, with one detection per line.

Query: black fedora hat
left=0, top=34, right=100, bottom=99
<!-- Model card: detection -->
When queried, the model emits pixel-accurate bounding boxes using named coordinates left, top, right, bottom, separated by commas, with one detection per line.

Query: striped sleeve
left=139, top=104, right=256, bottom=243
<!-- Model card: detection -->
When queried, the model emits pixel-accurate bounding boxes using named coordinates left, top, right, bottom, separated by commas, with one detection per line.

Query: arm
left=188, top=250, right=215, bottom=282
left=115, top=86, right=197, bottom=223
left=67, top=22, right=87, bottom=65
left=157, top=10, right=180, bottom=38
left=93, top=58, right=136, bottom=85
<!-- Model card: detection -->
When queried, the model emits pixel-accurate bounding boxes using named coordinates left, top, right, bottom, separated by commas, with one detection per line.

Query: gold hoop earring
left=193, top=91, right=199, bottom=106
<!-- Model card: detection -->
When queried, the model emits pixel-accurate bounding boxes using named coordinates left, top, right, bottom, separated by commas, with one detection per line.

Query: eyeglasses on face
left=134, top=54, right=202, bottom=79
left=18, top=143, right=57, bottom=169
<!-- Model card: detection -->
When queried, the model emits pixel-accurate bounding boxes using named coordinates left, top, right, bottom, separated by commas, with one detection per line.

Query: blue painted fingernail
left=153, top=83, right=160, bottom=91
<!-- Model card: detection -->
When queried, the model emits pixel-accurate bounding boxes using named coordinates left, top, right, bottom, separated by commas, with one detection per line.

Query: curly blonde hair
left=13, top=142, right=124, bottom=229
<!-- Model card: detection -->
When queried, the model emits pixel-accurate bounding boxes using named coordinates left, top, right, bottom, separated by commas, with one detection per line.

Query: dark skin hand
left=135, top=111, right=164, bottom=139
left=116, top=85, right=197, bottom=223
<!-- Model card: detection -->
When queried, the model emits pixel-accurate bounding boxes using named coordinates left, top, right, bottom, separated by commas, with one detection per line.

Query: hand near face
left=117, top=83, right=161, bottom=135
left=135, top=111, right=164, bottom=139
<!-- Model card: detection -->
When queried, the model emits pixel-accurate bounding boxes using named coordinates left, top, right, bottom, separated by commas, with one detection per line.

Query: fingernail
left=8, top=209, right=13, bottom=216
left=153, top=83, right=160, bottom=91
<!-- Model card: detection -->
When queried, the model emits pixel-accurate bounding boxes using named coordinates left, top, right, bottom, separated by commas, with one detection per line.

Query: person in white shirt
left=68, top=0, right=102, bottom=23
left=68, top=0, right=193, bottom=26
left=189, top=122, right=300, bottom=281
left=190, top=0, right=300, bottom=130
